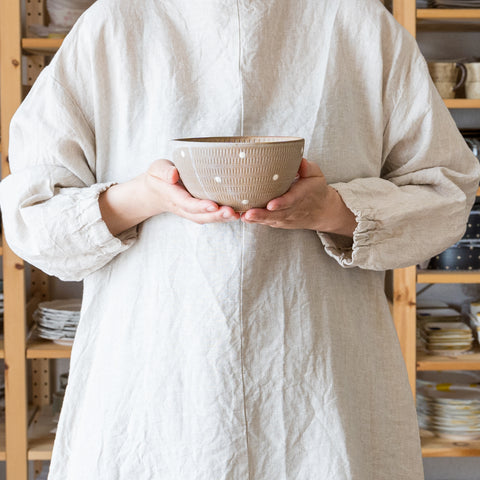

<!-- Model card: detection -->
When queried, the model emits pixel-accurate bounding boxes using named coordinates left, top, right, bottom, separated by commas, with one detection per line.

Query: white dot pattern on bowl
left=301, top=147, right=304, bottom=154
left=214, top=176, right=222, bottom=183
left=181, top=150, right=186, bottom=158
left=273, top=174, right=279, bottom=181
left=242, top=199, right=249, bottom=205
left=239, top=151, right=246, bottom=158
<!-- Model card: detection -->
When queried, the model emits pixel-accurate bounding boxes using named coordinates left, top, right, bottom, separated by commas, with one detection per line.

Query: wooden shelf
left=0, top=339, right=4, bottom=359
left=22, top=38, right=62, bottom=55
left=417, top=9, right=480, bottom=20
left=421, top=429, right=480, bottom=457
left=417, top=347, right=480, bottom=371
left=27, top=338, right=72, bottom=359
left=444, top=99, right=480, bottom=109
left=417, top=9, right=480, bottom=31
left=28, top=405, right=56, bottom=460
left=417, top=270, right=480, bottom=284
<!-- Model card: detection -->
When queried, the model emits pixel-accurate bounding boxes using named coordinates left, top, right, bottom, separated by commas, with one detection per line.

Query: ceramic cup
left=427, top=61, right=466, bottom=99
left=464, top=63, right=480, bottom=99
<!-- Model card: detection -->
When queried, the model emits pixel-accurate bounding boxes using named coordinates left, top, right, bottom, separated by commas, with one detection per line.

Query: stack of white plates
left=416, top=307, right=471, bottom=354
left=417, top=384, right=480, bottom=440
left=419, top=321, right=474, bottom=354
left=33, top=299, right=82, bottom=346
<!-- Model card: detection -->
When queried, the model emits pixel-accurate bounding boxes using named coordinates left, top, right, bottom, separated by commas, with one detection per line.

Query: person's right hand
left=141, top=159, right=240, bottom=224
left=99, top=159, right=240, bottom=236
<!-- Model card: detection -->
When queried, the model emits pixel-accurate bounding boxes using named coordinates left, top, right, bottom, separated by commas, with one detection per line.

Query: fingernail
left=222, top=212, right=231, bottom=219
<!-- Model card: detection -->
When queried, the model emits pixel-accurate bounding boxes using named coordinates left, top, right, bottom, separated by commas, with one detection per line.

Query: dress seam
left=236, top=0, right=245, bottom=136
left=239, top=220, right=251, bottom=480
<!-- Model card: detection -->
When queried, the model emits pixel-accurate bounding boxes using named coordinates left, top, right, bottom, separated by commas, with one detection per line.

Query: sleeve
left=318, top=53, right=480, bottom=271
left=0, top=70, right=138, bottom=282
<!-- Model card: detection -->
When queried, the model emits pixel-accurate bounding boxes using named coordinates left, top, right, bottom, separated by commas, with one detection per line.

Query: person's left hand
left=241, top=158, right=357, bottom=237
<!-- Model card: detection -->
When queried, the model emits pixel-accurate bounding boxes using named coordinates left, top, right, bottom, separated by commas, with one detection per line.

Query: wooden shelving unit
left=393, top=1, right=480, bottom=459
left=1, top=1, right=64, bottom=477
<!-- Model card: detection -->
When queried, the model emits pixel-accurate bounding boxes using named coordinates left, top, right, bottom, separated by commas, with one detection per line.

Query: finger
left=242, top=208, right=279, bottom=222
left=298, top=158, right=323, bottom=179
left=169, top=185, right=220, bottom=213
left=184, top=205, right=240, bottom=223
left=148, top=159, right=179, bottom=184
left=168, top=185, right=241, bottom=217
left=266, top=182, right=304, bottom=211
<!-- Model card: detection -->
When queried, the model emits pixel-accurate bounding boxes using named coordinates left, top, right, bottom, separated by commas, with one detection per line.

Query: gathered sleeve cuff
left=0, top=67, right=139, bottom=281
left=317, top=50, right=480, bottom=271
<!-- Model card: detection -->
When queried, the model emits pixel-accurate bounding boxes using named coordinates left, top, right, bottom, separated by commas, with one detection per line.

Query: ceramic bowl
left=171, top=136, right=305, bottom=212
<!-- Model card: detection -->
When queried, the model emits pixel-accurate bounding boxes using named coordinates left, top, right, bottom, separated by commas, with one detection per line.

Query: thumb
left=148, top=159, right=179, bottom=184
left=298, top=158, right=323, bottom=179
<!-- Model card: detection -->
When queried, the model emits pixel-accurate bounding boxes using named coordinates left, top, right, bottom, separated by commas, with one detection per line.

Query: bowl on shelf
left=170, top=136, right=305, bottom=212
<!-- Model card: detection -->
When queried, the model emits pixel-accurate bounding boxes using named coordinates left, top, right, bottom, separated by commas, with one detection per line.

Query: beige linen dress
left=1, top=0, right=479, bottom=478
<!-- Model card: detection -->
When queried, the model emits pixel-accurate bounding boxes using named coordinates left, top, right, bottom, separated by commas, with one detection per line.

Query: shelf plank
left=417, top=9, right=480, bottom=31
left=444, top=99, right=480, bottom=109
left=421, top=429, right=480, bottom=457
left=28, top=405, right=56, bottom=460
left=0, top=339, right=4, bottom=359
left=22, top=38, right=63, bottom=55
left=27, top=338, right=72, bottom=359
left=417, top=347, right=480, bottom=371
left=417, top=9, right=480, bottom=20
left=417, top=270, right=480, bottom=284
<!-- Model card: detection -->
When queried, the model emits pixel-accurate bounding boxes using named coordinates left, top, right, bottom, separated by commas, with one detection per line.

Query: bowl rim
left=171, top=135, right=304, bottom=146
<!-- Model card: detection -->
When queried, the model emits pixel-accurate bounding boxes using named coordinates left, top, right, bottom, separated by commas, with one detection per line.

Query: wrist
left=316, top=186, right=357, bottom=237
left=99, top=175, right=156, bottom=236
left=135, top=173, right=162, bottom=218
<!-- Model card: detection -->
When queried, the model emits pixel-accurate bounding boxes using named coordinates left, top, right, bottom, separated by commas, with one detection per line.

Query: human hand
left=141, top=159, right=240, bottom=224
left=240, top=158, right=357, bottom=236
left=99, top=159, right=240, bottom=236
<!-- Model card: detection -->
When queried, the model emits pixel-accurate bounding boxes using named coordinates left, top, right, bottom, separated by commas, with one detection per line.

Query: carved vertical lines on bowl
left=188, top=146, right=212, bottom=201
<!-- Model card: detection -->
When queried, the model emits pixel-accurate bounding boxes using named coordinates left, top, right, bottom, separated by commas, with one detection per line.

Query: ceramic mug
left=427, top=61, right=467, bottom=99
left=464, top=62, right=480, bottom=99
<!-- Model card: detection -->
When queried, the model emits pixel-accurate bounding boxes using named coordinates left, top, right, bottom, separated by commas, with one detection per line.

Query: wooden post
left=393, top=266, right=417, bottom=398
left=1, top=0, right=29, bottom=478
left=393, top=0, right=417, bottom=37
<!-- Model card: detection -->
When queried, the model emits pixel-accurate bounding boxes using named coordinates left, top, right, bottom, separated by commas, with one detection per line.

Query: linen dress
left=1, top=0, right=479, bottom=478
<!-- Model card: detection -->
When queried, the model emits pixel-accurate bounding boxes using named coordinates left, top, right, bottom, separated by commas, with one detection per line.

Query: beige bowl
left=171, top=136, right=305, bottom=212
